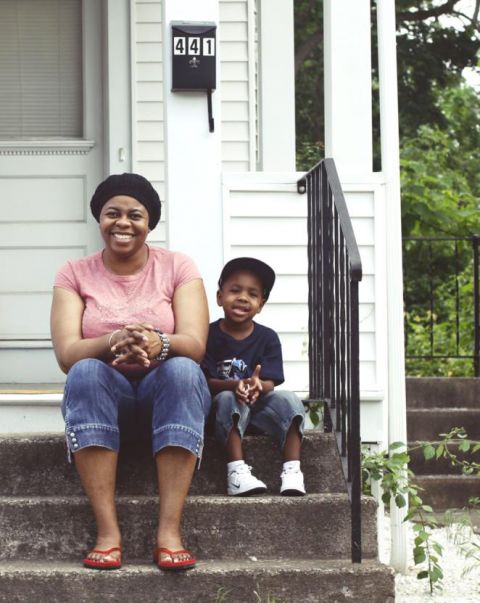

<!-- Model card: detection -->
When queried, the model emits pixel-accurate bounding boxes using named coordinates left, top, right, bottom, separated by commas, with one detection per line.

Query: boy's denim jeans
left=214, top=389, right=305, bottom=449
left=62, top=357, right=211, bottom=460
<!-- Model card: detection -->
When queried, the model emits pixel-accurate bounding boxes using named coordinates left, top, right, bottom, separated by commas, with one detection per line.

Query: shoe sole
left=228, top=486, right=267, bottom=496
left=281, top=489, right=306, bottom=496
left=83, top=562, right=122, bottom=570
left=157, top=561, right=196, bottom=571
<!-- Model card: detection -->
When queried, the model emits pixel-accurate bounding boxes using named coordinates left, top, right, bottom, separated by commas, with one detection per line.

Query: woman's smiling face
left=99, top=195, right=150, bottom=258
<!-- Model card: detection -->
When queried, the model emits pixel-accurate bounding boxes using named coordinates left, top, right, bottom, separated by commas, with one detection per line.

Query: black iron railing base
left=298, top=158, right=363, bottom=564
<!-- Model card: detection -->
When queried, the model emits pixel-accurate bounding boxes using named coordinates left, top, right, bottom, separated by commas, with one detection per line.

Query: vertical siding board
left=132, top=1, right=165, bottom=244
left=220, top=0, right=253, bottom=171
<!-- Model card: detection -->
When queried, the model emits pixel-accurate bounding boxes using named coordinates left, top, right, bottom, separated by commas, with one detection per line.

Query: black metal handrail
left=403, top=235, right=480, bottom=376
left=298, top=158, right=363, bottom=563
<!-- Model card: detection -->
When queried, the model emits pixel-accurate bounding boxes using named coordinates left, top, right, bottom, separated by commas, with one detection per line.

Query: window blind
left=0, top=0, right=82, bottom=139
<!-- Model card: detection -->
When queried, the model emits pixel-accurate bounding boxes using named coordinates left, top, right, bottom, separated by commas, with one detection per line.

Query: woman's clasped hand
left=110, top=324, right=162, bottom=367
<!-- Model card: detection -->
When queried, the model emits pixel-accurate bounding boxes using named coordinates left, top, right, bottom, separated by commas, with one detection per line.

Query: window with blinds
left=0, top=0, right=83, bottom=140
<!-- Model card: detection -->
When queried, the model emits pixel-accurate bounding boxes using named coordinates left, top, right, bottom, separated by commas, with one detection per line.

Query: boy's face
left=217, top=270, right=265, bottom=324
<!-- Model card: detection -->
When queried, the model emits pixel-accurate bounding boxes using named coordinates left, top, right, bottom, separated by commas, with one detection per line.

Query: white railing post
left=376, top=0, right=409, bottom=573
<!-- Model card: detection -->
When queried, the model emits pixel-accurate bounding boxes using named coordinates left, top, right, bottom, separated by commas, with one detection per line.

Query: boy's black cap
left=218, top=257, right=276, bottom=300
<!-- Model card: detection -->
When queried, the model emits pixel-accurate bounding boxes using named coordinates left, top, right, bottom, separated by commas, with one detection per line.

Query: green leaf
left=436, top=444, right=445, bottom=459
left=417, top=571, right=429, bottom=580
left=459, top=439, right=471, bottom=452
left=395, top=494, right=406, bottom=508
left=431, top=566, right=444, bottom=581
left=309, top=410, right=319, bottom=427
left=411, top=495, right=423, bottom=507
left=414, top=549, right=426, bottom=564
left=415, top=534, right=428, bottom=545
left=422, top=504, right=434, bottom=513
left=423, top=445, right=436, bottom=460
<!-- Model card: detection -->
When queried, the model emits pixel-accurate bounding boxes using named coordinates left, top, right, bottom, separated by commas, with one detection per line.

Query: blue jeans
left=214, top=390, right=305, bottom=449
left=62, top=357, right=211, bottom=460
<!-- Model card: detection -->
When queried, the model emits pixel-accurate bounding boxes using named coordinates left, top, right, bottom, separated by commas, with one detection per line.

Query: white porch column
left=162, top=0, right=222, bottom=312
left=377, top=0, right=409, bottom=573
left=323, top=0, right=373, bottom=176
left=258, top=0, right=296, bottom=171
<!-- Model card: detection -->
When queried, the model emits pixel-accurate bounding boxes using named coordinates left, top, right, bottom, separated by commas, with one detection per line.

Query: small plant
left=422, top=427, right=480, bottom=475
left=254, top=591, right=290, bottom=603
left=362, top=428, right=480, bottom=594
left=444, top=499, right=480, bottom=577
left=213, top=587, right=230, bottom=603
left=306, top=401, right=323, bottom=428
left=362, top=441, right=444, bottom=593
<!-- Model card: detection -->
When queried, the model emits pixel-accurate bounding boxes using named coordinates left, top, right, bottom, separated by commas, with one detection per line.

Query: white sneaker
left=227, top=464, right=267, bottom=496
left=280, top=466, right=306, bottom=496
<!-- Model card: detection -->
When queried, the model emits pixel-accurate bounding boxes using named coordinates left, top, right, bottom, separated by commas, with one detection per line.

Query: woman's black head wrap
left=90, top=173, right=161, bottom=230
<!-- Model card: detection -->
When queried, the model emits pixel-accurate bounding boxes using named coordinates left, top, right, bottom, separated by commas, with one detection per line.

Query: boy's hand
left=235, top=365, right=263, bottom=405
left=235, top=379, right=251, bottom=405
left=244, top=364, right=262, bottom=404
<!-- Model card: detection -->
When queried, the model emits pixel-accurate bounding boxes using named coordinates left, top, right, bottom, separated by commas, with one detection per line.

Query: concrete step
left=406, top=377, right=480, bottom=409
left=0, top=559, right=395, bottom=603
left=0, top=432, right=345, bottom=496
left=413, top=475, right=480, bottom=510
left=409, top=440, right=480, bottom=475
left=407, top=408, right=480, bottom=441
left=0, top=494, right=378, bottom=562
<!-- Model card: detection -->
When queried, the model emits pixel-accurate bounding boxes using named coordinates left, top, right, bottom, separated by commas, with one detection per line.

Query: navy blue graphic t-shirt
left=202, top=319, right=284, bottom=385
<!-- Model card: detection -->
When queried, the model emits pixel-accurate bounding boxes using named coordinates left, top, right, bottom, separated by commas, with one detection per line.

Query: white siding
left=221, top=179, right=309, bottom=392
left=131, top=0, right=166, bottom=246
left=221, top=174, right=388, bottom=442
left=131, top=0, right=257, bottom=245
left=219, top=0, right=255, bottom=172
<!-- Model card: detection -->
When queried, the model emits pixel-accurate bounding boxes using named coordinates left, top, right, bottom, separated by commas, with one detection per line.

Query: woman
left=50, top=172, right=211, bottom=571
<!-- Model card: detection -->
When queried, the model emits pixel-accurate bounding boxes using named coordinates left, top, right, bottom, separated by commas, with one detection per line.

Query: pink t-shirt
left=54, top=246, right=201, bottom=374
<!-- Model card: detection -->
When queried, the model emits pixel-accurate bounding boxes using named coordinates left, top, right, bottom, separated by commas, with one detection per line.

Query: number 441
left=173, top=37, right=215, bottom=56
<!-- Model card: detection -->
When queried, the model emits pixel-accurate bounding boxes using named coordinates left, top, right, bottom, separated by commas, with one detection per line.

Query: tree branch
left=398, top=0, right=461, bottom=22
left=295, top=31, right=323, bottom=75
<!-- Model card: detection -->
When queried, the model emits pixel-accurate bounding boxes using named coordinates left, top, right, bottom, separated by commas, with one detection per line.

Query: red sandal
left=83, top=546, right=122, bottom=570
left=153, top=547, right=196, bottom=571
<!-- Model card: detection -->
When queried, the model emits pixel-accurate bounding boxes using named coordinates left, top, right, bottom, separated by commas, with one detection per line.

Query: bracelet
left=153, top=330, right=170, bottom=361
left=108, top=329, right=122, bottom=349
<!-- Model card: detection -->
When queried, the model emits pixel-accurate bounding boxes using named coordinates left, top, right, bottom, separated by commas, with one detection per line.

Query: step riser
left=413, top=476, right=480, bottom=510
left=0, top=433, right=345, bottom=496
left=407, top=410, right=480, bottom=441
left=406, top=377, right=480, bottom=409
left=0, top=497, right=377, bottom=561
left=0, top=563, right=395, bottom=603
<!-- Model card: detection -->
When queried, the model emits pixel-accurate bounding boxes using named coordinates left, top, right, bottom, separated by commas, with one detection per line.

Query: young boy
left=202, top=257, right=306, bottom=496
